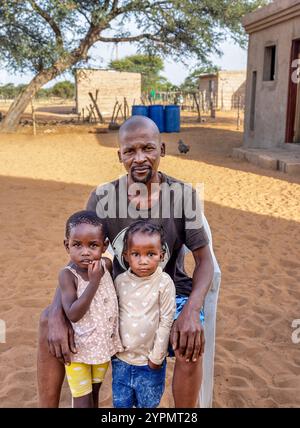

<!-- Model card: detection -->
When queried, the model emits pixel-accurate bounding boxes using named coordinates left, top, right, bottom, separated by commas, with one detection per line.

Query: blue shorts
left=112, top=357, right=167, bottom=408
left=168, top=295, right=205, bottom=357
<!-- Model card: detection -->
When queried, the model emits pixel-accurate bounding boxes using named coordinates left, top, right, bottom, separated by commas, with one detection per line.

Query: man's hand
left=88, top=260, right=103, bottom=286
left=170, top=304, right=205, bottom=362
left=148, top=360, right=162, bottom=370
left=47, top=307, right=77, bottom=365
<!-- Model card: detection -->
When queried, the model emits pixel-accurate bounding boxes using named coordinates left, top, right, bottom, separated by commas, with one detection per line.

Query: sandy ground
left=0, top=111, right=300, bottom=407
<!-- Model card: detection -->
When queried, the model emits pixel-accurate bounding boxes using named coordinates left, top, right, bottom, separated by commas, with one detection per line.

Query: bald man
left=37, top=116, right=214, bottom=408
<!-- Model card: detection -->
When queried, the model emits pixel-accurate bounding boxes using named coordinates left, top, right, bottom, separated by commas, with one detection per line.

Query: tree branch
left=28, top=0, right=63, bottom=49
left=111, top=0, right=119, bottom=12
left=96, top=33, right=162, bottom=43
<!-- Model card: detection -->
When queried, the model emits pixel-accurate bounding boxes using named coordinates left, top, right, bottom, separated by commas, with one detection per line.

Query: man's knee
left=39, top=306, right=50, bottom=333
left=174, top=353, right=203, bottom=376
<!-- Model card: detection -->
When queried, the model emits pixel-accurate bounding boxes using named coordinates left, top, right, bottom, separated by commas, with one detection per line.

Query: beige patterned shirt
left=115, top=267, right=176, bottom=366
left=65, top=260, right=123, bottom=365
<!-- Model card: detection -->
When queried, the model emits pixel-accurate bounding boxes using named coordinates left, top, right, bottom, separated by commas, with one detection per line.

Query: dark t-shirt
left=86, top=172, right=209, bottom=297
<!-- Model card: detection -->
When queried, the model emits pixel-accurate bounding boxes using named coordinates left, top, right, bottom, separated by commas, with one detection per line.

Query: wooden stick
left=114, top=103, right=122, bottom=122
left=86, top=106, right=93, bottom=123
left=237, top=96, right=241, bottom=130
left=88, top=91, right=104, bottom=123
left=124, top=97, right=128, bottom=120
left=89, top=104, right=97, bottom=122
left=31, top=98, right=36, bottom=135
left=111, top=101, right=119, bottom=122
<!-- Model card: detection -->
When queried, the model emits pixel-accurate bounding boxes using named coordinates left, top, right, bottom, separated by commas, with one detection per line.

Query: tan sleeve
left=148, top=276, right=176, bottom=365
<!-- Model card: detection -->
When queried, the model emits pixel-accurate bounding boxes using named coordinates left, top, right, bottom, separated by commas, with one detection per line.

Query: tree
left=0, top=0, right=268, bottom=132
left=110, top=54, right=164, bottom=93
left=180, top=66, right=220, bottom=93
left=50, top=80, right=75, bottom=98
left=0, top=81, right=75, bottom=99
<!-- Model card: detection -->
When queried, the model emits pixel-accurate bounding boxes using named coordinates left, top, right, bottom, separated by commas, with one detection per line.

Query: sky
left=0, top=39, right=247, bottom=87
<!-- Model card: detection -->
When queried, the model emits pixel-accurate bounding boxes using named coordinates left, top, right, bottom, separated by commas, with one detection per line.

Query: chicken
left=178, top=139, right=190, bottom=154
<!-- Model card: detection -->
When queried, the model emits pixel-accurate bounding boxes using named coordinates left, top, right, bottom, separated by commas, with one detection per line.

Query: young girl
left=112, top=220, right=176, bottom=408
left=59, top=210, right=123, bottom=408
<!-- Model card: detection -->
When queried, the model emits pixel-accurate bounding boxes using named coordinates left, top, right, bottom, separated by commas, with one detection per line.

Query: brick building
left=198, top=70, right=246, bottom=111
left=243, top=0, right=300, bottom=148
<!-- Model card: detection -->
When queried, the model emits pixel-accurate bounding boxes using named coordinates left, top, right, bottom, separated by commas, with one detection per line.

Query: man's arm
left=170, top=244, right=213, bottom=361
left=47, top=286, right=77, bottom=365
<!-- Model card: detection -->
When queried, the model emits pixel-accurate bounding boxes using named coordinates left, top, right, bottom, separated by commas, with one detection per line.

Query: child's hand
left=88, top=260, right=103, bottom=286
left=148, top=360, right=162, bottom=370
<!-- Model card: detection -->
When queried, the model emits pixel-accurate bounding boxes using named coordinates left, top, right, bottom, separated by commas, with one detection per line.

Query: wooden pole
left=31, top=98, right=36, bottom=135
left=237, top=96, right=241, bottom=130
left=88, top=91, right=104, bottom=123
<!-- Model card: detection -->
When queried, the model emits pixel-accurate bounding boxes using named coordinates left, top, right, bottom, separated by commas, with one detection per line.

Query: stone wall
left=75, top=69, right=141, bottom=118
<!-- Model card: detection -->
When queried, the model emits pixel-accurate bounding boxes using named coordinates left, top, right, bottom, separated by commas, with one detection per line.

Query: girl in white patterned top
left=59, top=210, right=123, bottom=408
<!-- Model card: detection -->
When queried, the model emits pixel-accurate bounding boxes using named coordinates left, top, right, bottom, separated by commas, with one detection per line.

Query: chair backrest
left=199, top=214, right=221, bottom=408
left=106, top=215, right=221, bottom=408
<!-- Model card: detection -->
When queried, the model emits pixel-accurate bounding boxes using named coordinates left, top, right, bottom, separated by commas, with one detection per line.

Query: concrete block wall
left=75, top=69, right=142, bottom=118
left=243, top=0, right=300, bottom=149
left=217, top=71, right=246, bottom=110
left=198, top=71, right=246, bottom=110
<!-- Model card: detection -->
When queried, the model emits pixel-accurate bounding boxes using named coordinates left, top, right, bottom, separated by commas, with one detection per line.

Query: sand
left=0, top=111, right=300, bottom=407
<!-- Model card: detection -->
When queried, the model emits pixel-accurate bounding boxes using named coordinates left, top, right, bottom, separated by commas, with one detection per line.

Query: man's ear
left=64, top=239, right=70, bottom=252
left=160, top=142, right=166, bottom=158
left=117, top=149, right=122, bottom=163
left=160, top=250, right=165, bottom=261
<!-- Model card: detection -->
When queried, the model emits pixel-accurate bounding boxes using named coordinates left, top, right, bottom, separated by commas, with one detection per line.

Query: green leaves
left=109, top=54, right=167, bottom=92
left=0, top=0, right=268, bottom=75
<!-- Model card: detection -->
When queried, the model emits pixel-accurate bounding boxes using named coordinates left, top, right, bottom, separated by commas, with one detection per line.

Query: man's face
left=118, top=126, right=165, bottom=184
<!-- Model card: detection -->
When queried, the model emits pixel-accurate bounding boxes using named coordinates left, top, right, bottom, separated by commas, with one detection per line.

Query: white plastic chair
left=182, top=215, right=221, bottom=408
left=107, top=215, right=221, bottom=408
left=198, top=214, right=221, bottom=408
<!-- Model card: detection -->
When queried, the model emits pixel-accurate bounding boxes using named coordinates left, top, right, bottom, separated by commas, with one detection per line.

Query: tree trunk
left=0, top=69, right=58, bottom=133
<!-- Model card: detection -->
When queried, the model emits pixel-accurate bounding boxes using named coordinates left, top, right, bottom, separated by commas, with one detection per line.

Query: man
left=37, top=116, right=214, bottom=408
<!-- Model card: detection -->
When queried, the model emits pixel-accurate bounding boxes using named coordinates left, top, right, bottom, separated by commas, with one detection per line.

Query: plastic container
left=148, top=105, right=165, bottom=133
left=164, top=105, right=180, bottom=133
left=131, top=105, right=149, bottom=117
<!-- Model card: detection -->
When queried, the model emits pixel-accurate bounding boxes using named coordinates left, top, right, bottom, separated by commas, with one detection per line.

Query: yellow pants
left=65, top=361, right=109, bottom=398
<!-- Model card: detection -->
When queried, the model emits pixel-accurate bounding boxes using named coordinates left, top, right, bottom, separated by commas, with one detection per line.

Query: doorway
left=286, top=39, right=300, bottom=143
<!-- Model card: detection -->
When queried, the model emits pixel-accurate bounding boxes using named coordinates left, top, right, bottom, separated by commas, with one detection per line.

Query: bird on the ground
left=178, top=139, right=190, bottom=154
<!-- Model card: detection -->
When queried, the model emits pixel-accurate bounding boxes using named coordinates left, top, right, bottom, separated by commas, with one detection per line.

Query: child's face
left=124, top=231, right=164, bottom=277
left=64, top=223, right=108, bottom=270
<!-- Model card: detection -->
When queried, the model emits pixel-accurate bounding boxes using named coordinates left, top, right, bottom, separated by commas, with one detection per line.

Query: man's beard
left=130, top=167, right=153, bottom=184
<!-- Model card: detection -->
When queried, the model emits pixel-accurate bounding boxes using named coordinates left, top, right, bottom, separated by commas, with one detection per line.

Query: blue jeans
left=168, top=295, right=205, bottom=357
left=111, top=357, right=167, bottom=408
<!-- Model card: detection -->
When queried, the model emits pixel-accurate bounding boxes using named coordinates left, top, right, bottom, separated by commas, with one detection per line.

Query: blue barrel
left=131, top=105, right=149, bottom=117
left=148, top=105, right=164, bottom=133
left=164, top=105, right=180, bottom=132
